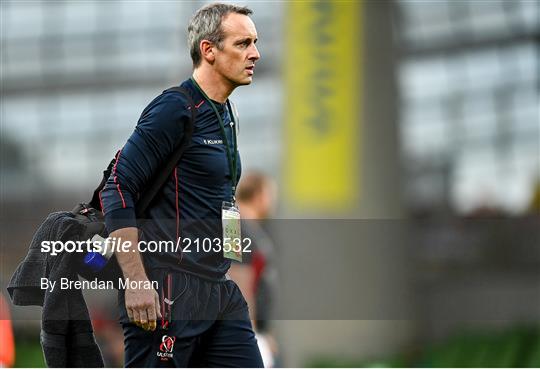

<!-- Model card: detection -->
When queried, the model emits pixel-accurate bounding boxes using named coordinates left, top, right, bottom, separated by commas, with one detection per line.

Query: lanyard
left=190, top=77, right=238, bottom=203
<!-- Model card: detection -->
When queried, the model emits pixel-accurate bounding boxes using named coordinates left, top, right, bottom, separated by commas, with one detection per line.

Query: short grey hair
left=188, top=3, right=253, bottom=67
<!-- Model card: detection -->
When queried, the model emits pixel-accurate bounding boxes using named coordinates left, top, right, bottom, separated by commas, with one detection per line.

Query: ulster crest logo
left=157, top=335, right=176, bottom=360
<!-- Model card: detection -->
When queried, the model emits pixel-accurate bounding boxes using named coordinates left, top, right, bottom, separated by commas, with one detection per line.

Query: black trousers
left=119, top=271, right=263, bottom=367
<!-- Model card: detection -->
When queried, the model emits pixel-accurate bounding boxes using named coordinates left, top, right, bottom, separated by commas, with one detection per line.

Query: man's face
left=213, top=13, right=260, bottom=87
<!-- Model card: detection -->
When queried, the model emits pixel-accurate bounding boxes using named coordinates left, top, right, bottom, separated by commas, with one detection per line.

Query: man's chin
left=230, top=76, right=253, bottom=88
left=239, top=78, right=253, bottom=85
left=241, top=74, right=255, bottom=84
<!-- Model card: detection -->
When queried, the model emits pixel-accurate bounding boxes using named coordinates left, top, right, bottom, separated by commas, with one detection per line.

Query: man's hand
left=125, top=283, right=162, bottom=331
left=110, top=227, right=162, bottom=331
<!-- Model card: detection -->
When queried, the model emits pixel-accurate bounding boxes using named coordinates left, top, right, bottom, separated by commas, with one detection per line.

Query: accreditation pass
left=222, top=201, right=242, bottom=262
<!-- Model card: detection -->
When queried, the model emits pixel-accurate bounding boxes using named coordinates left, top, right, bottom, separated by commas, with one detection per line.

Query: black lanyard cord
left=190, top=77, right=238, bottom=202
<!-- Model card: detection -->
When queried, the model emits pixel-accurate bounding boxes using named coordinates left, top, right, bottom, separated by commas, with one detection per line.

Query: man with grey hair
left=99, top=2, right=262, bottom=367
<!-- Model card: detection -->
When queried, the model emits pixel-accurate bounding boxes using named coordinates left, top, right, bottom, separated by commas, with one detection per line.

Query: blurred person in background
left=91, top=307, right=125, bottom=367
left=229, top=171, right=280, bottom=367
left=99, top=3, right=263, bottom=367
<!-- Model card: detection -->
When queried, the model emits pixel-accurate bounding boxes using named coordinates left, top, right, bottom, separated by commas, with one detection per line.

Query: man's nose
left=249, top=44, right=261, bottom=61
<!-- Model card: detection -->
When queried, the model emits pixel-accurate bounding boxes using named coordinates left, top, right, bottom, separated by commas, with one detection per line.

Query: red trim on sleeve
left=112, top=149, right=127, bottom=209
left=114, top=177, right=127, bottom=208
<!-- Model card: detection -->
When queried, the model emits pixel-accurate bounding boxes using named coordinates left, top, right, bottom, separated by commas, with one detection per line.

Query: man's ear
left=200, top=40, right=215, bottom=64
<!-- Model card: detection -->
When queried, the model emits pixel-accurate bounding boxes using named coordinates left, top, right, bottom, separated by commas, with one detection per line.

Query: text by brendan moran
left=40, top=277, right=158, bottom=292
